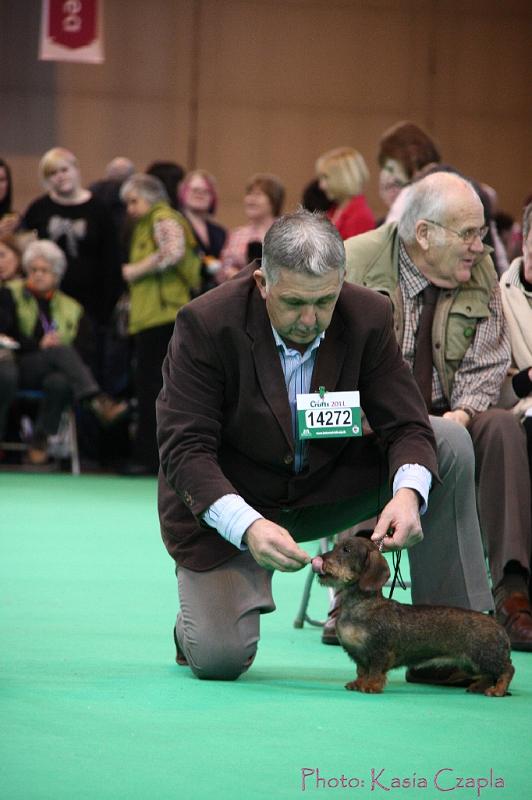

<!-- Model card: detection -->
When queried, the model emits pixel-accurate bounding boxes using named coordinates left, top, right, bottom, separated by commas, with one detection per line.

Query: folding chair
left=0, top=390, right=80, bottom=475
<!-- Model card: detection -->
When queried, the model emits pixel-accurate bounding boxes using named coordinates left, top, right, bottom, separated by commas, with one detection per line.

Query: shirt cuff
left=392, top=464, right=432, bottom=515
left=201, top=494, right=263, bottom=550
left=451, top=394, right=489, bottom=415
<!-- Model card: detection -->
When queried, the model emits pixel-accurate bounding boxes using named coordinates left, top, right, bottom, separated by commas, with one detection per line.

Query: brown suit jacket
left=157, top=264, right=438, bottom=570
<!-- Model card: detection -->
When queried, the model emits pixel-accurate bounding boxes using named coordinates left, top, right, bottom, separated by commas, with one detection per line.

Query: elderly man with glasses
left=346, top=171, right=532, bottom=652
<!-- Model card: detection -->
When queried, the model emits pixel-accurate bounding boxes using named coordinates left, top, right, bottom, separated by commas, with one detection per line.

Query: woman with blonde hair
left=315, top=146, right=375, bottom=240
left=21, top=146, right=123, bottom=393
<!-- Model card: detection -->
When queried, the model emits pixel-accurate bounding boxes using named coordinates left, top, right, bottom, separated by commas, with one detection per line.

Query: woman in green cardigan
left=120, top=174, right=201, bottom=475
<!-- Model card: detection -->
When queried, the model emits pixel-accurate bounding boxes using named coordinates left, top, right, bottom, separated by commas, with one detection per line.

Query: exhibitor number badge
left=296, top=390, right=362, bottom=440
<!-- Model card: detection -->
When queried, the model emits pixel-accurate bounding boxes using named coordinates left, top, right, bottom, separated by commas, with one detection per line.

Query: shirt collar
left=271, top=325, right=325, bottom=358
left=398, top=238, right=431, bottom=299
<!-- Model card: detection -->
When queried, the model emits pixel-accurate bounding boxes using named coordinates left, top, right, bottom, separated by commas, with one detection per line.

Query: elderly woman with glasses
left=2, top=239, right=127, bottom=465
left=178, top=170, right=227, bottom=294
left=120, top=173, right=201, bottom=475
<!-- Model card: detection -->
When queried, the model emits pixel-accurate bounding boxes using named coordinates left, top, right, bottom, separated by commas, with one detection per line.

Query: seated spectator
left=301, top=178, right=332, bottom=213
left=422, top=165, right=509, bottom=277
left=345, top=172, right=532, bottom=653
left=21, top=147, right=123, bottom=392
left=315, top=146, right=375, bottom=239
left=1, top=239, right=127, bottom=465
left=218, top=173, right=285, bottom=281
left=178, top=170, right=226, bottom=294
left=0, top=158, right=20, bottom=237
left=377, top=167, right=404, bottom=222
left=146, top=161, right=185, bottom=211
left=377, top=121, right=441, bottom=224
left=119, top=174, right=201, bottom=476
left=495, top=210, right=522, bottom=265
left=0, top=235, right=25, bottom=447
left=499, top=202, right=532, bottom=485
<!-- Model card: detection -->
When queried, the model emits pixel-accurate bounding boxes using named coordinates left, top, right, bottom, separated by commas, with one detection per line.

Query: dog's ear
left=358, top=549, right=390, bottom=592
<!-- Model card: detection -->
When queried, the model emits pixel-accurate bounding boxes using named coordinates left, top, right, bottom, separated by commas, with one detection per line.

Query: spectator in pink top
left=218, top=173, right=285, bottom=281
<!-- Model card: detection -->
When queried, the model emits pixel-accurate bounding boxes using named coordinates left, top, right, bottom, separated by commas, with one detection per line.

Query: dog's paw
left=483, top=686, right=511, bottom=698
left=345, top=679, right=383, bottom=693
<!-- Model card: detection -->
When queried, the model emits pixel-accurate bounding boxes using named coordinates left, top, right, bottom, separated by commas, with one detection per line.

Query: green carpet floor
left=1, top=473, right=530, bottom=800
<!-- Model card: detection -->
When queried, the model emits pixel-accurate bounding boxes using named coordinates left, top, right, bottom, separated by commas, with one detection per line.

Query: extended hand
left=371, top=488, right=423, bottom=551
left=244, top=519, right=311, bottom=572
left=442, top=409, right=471, bottom=428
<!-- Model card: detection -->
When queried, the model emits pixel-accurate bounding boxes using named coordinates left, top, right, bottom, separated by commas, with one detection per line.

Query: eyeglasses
left=425, top=219, right=489, bottom=244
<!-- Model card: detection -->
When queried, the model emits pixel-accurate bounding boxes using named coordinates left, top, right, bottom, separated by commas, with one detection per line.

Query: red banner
left=40, top=0, right=104, bottom=63
left=48, top=0, right=97, bottom=50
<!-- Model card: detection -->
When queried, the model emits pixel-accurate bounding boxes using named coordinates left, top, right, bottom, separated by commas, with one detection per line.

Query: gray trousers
left=468, top=408, right=531, bottom=587
left=18, top=345, right=99, bottom=437
left=175, top=416, right=493, bottom=680
left=0, top=358, right=18, bottom=439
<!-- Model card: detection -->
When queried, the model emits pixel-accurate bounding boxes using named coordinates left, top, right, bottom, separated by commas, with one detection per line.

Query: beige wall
left=1, top=0, right=531, bottom=226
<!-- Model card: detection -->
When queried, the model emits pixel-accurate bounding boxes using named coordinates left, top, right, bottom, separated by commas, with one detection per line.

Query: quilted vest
left=8, top=279, right=83, bottom=344
left=345, top=224, right=497, bottom=404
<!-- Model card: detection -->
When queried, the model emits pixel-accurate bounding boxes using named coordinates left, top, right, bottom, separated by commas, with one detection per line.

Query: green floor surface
left=1, top=474, right=530, bottom=800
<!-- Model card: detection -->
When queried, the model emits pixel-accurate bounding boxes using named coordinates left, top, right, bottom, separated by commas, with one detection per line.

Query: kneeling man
left=157, top=209, right=492, bottom=681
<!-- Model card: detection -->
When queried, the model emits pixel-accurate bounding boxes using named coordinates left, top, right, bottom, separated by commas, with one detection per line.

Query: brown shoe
left=90, top=395, right=128, bottom=426
left=321, top=590, right=343, bottom=646
left=405, top=665, right=474, bottom=687
left=497, top=592, right=532, bottom=652
left=27, top=447, right=49, bottom=465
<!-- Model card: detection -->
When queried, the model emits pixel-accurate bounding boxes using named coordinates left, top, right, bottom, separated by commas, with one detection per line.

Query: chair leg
left=293, top=537, right=335, bottom=628
left=67, top=409, right=80, bottom=475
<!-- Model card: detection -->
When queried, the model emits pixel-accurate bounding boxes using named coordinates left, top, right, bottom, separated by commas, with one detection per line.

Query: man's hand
left=39, top=330, right=61, bottom=349
left=442, top=409, right=471, bottom=428
left=371, top=488, right=423, bottom=551
left=243, top=519, right=311, bottom=572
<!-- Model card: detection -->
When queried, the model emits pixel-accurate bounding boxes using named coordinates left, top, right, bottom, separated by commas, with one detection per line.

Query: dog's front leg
left=345, top=662, right=387, bottom=694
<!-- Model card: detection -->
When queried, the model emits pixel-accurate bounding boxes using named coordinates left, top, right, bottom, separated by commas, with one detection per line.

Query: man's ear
left=253, top=269, right=268, bottom=300
left=415, top=219, right=431, bottom=252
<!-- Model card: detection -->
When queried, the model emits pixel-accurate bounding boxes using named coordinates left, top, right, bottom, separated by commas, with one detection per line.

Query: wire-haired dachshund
left=312, top=534, right=514, bottom=696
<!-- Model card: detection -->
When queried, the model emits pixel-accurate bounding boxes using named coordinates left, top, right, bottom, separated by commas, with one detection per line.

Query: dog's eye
left=341, top=545, right=351, bottom=554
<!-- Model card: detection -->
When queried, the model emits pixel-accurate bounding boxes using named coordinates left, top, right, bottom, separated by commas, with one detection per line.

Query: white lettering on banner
left=63, top=0, right=82, bottom=33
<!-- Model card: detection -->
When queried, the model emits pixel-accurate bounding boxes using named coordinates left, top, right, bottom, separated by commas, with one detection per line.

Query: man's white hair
left=398, top=172, right=481, bottom=244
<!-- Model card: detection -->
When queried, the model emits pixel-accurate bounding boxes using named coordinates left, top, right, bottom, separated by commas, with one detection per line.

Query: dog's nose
left=311, top=556, right=325, bottom=575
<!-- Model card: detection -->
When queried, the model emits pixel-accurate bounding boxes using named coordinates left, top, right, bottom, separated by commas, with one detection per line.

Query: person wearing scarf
left=499, top=203, right=532, bottom=422
left=6, top=239, right=126, bottom=465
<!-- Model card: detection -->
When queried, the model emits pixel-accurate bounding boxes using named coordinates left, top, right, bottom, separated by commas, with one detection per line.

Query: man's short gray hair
left=261, top=209, right=346, bottom=285
left=120, top=173, right=169, bottom=206
left=398, top=172, right=480, bottom=244
left=22, top=239, right=67, bottom=280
